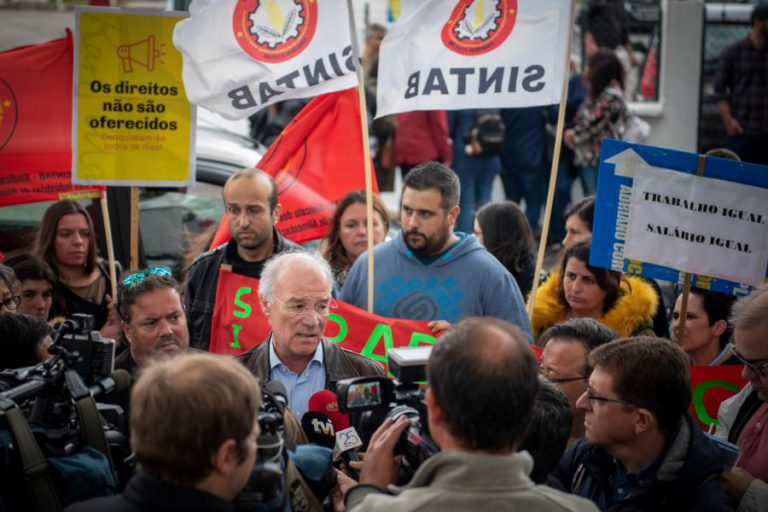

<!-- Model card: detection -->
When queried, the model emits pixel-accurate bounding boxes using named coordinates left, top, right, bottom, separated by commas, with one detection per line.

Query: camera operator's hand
left=359, top=416, right=410, bottom=489
left=332, top=469, right=357, bottom=512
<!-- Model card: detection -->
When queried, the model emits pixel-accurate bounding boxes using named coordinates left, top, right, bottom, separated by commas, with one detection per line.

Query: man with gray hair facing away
left=237, top=252, right=383, bottom=418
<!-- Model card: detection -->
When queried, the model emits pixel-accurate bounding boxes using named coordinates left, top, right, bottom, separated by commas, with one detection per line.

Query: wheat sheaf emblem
left=249, top=0, right=304, bottom=48
left=455, top=0, right=502, bottom=40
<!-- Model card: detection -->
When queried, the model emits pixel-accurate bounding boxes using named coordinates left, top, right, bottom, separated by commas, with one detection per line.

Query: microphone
left=334, top=426, right=363, bottom=479
left=89, top=370, right=131, bottom=399
left=301, top=411, right=336, bottom=449
left=308, top=390, right=350, bottom=431
left=263, top=380, right=288, bottom=413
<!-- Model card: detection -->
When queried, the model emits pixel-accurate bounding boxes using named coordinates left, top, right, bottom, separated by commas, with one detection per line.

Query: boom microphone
left=301, top=411, right=336, bottom=449
left=89, top=369, right=131, bottom=399
left=263, top=380, right=288, bottom=413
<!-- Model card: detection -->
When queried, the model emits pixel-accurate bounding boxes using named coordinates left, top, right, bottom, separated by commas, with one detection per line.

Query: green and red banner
left=0, top=31, right=103, bottom=206
left=210, top=268, right=438, bottom=370
left=689, top=365, right=746, bottom=430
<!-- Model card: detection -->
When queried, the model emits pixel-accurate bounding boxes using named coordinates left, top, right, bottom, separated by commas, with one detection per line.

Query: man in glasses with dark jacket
left=554, top=337, right=734, bottom=511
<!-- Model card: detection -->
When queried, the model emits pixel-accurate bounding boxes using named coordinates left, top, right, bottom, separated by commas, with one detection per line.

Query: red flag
left=0, top=31, right=103, bottom=206
left=210, top=87, right=378, bottom=247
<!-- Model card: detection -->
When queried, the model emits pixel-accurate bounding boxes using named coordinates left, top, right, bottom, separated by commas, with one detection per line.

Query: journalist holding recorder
left=341, top=317, right=598, bottom=512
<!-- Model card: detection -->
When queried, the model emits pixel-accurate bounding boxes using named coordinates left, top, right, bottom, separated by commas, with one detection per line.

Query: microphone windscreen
left=110, top=369, right=132, bottom=392
left=264, top=380, right=288, bottom=401
left=308, top=390, right=350, bottom=431
left=301, top=411, right=336, bottom=449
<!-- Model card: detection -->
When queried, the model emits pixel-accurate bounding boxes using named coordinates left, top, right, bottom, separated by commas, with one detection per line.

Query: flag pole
left=100, top=190, right=118, bottom=299
left=675, top=155, right=706, bottom=347
left=348, top=0, right=376, bottom=313
left=527, top=0, right=577, bottom=320
left=130, top=186, right=139, bottom=270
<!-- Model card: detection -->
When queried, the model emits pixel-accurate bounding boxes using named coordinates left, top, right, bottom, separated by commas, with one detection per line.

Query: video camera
left=0, top=314, right=127, bottom=510
left=236, top=381, right=292, bottom=511
left=335, top=346, right=439, bottom=480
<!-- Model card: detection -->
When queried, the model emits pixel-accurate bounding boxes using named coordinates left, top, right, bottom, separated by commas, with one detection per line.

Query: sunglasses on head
left=120, top=267, right=173, bottom=289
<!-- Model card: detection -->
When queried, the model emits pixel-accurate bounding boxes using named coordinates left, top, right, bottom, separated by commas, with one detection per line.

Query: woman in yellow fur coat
left=531, top=239, right=658, bottom=341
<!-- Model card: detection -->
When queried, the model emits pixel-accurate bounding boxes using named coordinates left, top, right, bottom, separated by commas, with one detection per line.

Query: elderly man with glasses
left=237, top=252, right=383, bottom=418
left=539, top=318, right=619, bottom=448
left=553, top=336, right=735, bottom=511
left=716, top=284, right=768, bottom=512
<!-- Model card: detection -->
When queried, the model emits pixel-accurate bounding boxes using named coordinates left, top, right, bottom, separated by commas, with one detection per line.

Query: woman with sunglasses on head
left=672, top=287, right=738, bottom=366
left=0, top=264, right=21, bottom=314
left=34, top=200, right=122, bottom=342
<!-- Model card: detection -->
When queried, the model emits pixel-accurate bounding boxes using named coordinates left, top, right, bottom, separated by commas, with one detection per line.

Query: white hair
left=258, top=251, right=333, bottom=300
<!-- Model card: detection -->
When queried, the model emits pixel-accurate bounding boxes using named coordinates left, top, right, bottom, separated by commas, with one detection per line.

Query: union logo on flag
left=441, top=0, right=517, bottom=56
left=0, top=78, right=17, bottom=150
left=233, top=0, right=318, bottom=63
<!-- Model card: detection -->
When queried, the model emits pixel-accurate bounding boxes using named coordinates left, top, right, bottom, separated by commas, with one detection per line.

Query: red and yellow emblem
left=0, top=78, right=17, bottom=150
left=441, top=0, right=517, bottom=56
left=233, top=0, right=318, bottom=63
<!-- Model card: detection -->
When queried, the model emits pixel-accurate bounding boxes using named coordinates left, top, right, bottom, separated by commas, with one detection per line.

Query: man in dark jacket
left=237, top=252, right=383, bottom=418
left=554, top=336, right=735, bottom=511
left=184, top=168, right=302, bottom=351
left=65, top=352, right=262, bottom=512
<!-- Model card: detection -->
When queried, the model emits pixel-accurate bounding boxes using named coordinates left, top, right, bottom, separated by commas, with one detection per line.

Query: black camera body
left=335, top=347, right=439, bottom=479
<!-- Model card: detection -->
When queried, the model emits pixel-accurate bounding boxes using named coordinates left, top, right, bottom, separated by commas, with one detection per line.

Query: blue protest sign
left=591, top=138, right=768, bottom=296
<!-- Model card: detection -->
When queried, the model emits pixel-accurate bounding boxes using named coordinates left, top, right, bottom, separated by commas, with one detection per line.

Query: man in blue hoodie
left=339, top=161, right=532, bottom=341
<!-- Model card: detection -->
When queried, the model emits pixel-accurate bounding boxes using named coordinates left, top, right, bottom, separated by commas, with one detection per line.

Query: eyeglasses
left=270, top=295, right=336, bottom=317
left=120, top=267, right=173, bottom=289
left=539, top=366, right=586, bottom=384
left=584, top=390, right=638, bottom=408
left=729, top=344, right=768, bottom=377
left=1, top=295, right=21, bottom=311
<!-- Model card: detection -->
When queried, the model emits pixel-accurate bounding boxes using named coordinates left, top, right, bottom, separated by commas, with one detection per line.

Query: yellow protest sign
left=73, top=8, right=195, bottom=186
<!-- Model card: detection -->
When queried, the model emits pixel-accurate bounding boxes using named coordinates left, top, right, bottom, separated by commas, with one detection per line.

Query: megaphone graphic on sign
left=116, top=35, right=162, bottom=73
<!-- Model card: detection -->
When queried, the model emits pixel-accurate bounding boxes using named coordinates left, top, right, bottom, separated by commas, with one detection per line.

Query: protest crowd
left=1, top=1, right=768, bottom=512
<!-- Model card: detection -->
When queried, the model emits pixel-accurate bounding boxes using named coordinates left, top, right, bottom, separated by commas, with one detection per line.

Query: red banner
left=0, top=31, right=103, bottom=206
left=689, top=365, right=746, bottom=431
left=209, top=87, right=378, bottom=247
left=210, top=268, right=437, bottom=366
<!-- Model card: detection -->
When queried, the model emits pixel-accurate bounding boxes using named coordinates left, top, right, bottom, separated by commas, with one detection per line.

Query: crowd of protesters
left=1, top=4, right=767, bottom=511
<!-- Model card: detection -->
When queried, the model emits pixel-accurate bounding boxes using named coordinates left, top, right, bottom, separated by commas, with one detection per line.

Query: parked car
left=0, top=117, right=265, bottom=275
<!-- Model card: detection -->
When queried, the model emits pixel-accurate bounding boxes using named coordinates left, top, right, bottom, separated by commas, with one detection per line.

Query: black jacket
left=184, top=231, right=302, bottom=350
left=64, top=472, right=237, bottom=512
left=237, top=337, right=385, bottom=391
left=553, top=413, right=735, bottom=511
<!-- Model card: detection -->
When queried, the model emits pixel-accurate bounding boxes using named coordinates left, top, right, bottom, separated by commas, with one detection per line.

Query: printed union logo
left=233, top=0, right=318, bottom=63
left=0, top=78, right=18, bottom=151
left=441, top=0, right=517, bottom=56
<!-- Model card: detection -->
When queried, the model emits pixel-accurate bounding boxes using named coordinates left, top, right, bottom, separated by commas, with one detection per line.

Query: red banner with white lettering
left=210, top=268, right=437, bottom=367
left=209, top=87, right=378, bottom=247
left=689, top=365, right=746, bottom=431
left=0, top=31, right=103, bottom=206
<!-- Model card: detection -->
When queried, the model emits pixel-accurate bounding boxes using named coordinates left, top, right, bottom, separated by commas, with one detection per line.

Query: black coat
left=553, top=413, right=735, bottom=511
left=65, top=473, right=237, bottom=512
left=64, top=472, right=237, bottom=512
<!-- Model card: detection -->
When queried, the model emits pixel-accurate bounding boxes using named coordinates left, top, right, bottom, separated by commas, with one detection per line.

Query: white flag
left=173, top=0, right=359, bottom=120
left=376, top=0, right=571, bottom=117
